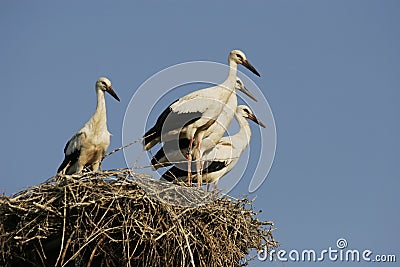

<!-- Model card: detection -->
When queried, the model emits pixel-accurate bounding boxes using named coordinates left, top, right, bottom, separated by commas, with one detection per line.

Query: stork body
left=143, top=50, right=260, bottom=186
left=161, top=105, right=266, bottom=190
left=151, top=78, right=257, bottom=170
left=57, top=77, right=120, bottom=175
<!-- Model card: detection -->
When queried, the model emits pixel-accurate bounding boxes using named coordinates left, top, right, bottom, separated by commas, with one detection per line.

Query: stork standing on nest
left=143, top=50, right=260, bottom=186
left=57, top=77, right=120, bottom=175
left=151, top=78, right=257, bottom=171
left=162, top=105, right=266, bottom=191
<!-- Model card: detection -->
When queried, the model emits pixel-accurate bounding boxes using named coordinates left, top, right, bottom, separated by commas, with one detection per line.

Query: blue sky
left=1, top=1, right=399, bottom=266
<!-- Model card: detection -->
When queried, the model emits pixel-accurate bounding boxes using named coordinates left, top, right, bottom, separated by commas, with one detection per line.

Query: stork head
left=96, top=77, right=120, bottom=102
left=229, top=50, right=260, bottom=77
left=237, top=105, right=266, bottom=128
left=235, top=77, right=258, bottom=102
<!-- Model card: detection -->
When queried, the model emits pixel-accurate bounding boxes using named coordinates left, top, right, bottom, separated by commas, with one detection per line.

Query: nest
left=0, top=169, right=277, bottom=267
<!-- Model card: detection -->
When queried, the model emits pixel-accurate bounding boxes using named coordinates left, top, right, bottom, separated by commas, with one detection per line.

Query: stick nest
left=0, top=169, right=277, bottom=267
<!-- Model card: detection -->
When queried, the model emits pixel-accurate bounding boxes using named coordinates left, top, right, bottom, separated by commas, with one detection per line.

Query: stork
left=57, top=77, right=120, bottom=175
left=161, top=105, right=266, bottom=190
left=151, top=78, right=257, bottom=171
left=143, top=50, right=260, bottom=186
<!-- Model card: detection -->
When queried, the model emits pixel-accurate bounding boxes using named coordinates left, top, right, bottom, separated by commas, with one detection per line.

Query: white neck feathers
left=231, top=114, right=252, bottom=150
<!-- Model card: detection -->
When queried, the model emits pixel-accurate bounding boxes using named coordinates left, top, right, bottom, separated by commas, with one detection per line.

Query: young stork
left=161, top=105, right=266, bottom=190
left=151, top=78, right=257, bottom=171
left=143, top=50, right=260, bottom=186
left=57, top=77, right=120, bottom=175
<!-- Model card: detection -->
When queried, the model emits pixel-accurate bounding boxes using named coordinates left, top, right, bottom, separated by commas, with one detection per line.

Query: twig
left=55, top=186, right=67, bottom=267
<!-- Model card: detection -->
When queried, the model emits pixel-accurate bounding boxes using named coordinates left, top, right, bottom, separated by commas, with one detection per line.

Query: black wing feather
left=161, top=160, right=228, bottom=182
left=151, top=138, right=191, bottom=167
left=57, top=133, right=83, bottom=174
left=161, top=165, right=189, bottom=182
left=202, top=160, right=228, bottom=174
left=143, top=102, right=177, bottom=147
left=143, top=99, right=202, bottom=148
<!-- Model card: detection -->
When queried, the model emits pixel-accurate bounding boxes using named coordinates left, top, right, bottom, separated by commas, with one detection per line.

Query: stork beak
left=248, top=113, right=266, bottom=128
left=238, top=84, right=258, bottom=102
left=242, top=59, right=260, bottom=77
left=106, top=86, right=120, bottom=102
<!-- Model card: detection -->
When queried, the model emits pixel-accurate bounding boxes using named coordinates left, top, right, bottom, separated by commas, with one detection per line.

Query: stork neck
left=222, top=59, right=238, bottom=92
left=232, top=114, right=252, bottom=150
left=92, top=89, right=107, bottom=125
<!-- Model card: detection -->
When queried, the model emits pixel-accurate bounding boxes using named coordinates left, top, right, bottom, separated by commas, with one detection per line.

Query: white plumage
left=57, top=77, right=120, bottom=175
left=143, top=50, right=260, bottom=186
left=151, top=78, right=257, bottom=170
left=161, top=105, right=266, bottom=190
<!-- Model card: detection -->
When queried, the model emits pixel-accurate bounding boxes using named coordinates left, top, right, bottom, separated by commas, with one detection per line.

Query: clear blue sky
left=1, top=1, right=399, bottom=266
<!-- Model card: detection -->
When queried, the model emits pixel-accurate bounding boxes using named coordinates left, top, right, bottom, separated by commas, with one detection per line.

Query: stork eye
left=101, top=81, right=107, bottom=86
left=236, top=54, right=243, bottom=60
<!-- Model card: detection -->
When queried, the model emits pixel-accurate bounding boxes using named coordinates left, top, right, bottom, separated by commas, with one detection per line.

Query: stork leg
left=71, top=161, right=84, bottom=175
left=195, top=139, right=202, bottom=188
left=186, top=137, right=195, bottom=186
left=187, top=153, right=192, bottom=186
left=92, top=161, right=101, bottom=172
left=213, top=180, right=218, bottom=191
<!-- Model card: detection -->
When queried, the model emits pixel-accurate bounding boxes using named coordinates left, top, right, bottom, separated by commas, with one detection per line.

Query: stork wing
left=151, top=138, right=190, bottom=168
left=161, top=165, right=188, bottom=182
left=161, top=159, right=229, bottom=182
left=143, top=99, right=202, bottom=149
left=161, top=108, right=202, bottom=134
left=64, top=132, right=86, bottom=155
left=200, top=140, right=233, bottom=172
left=57, top=131, right=86, bottom=173
left=144, top=85, right=227, bottom=150
left=143, top=101, right=177, bottom=148
left=170, top=96, right=218, bottom=115
left=201, top=160, right=229, bottom=174
left=161, top=140, right=234, bottom=182
left=176, top=84, right=221, bottom=102
left=202, top=139, right=233, bottom=161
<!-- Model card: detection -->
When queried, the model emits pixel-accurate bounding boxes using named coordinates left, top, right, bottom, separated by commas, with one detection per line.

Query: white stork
left=57, top=77, right=120, bottom=175
left=143, top=50, right=260, bottom=186
left=161, top=105, right=266, bottom=190
left=151, top=78, right=257, bottom=171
